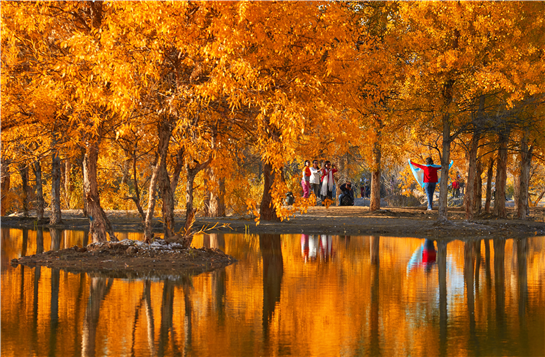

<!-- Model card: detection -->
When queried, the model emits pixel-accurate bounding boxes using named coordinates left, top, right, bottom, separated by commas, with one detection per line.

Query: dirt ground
left=11, top=239, right=236, bottom=278
left=5, top=206, right=545, bottom=275
left=220, top=205, right=545, bottom=239
left=2, top=205, right=545, bottom=240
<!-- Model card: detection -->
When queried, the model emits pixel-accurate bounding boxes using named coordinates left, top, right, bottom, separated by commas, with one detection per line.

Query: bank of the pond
left=2, top=206, right=545, bottom=240
left=11, top=239, right=236, bottom=278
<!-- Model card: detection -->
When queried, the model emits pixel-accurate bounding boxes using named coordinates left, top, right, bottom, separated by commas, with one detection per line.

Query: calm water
left=2, top=228, right=545, bottom=357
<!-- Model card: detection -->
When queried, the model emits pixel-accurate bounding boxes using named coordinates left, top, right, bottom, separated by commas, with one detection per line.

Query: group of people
left=451, top=171, right=465, bottom=198
left=301, top=160, right=355, bottom=206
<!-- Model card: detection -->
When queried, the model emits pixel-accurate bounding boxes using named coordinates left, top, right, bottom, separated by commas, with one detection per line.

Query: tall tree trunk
left=184, top=159, right=212, bottom=227
left=494, top=129, right=510, bottom=218
left=474, top=160, right=482, bottom=215
left=465, top=130, right=480, bottom=220
left=159, top=164, right=175, bottom=239
left=203, top=168, right=214, bottom=217
left=513, top=155, right=520, bottom=213
left=144, top=120, right=172, bottom=243
left=517, top=133, right=533, bottom=220
left=50, top=149, right=62, bottom=224
left=18, top=164, right=30, bottom=217
left=78, top=155, right=88, bottom=217
left=1, top=157, right=11, bottom=216
left=260, top=162, right=280, bottom=221
left=170, top=147, right=184, bottom=194
left=64, top=160, right=72, bottom=209
left=218, top=178, right=226, bottom=217
left=370, top=141, right=381, bottom=211
left=83, top=141, right=117, bottom=243
left=204, top=167, right=225, bottom=217
left=33, top=161, right=45, bottom=220
left=438, top=113, right=451, bottom=221
left=484, top=157, right=494, bottom=213
left=168, top=146, right=185, bottom=212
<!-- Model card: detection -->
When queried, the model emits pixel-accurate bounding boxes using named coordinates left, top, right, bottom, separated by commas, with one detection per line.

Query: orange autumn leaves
left=1, top=2, right=545, bottom=222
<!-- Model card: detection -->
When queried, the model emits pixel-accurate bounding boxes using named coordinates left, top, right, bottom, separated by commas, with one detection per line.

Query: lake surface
left=2, top=228, right=545, bottom=356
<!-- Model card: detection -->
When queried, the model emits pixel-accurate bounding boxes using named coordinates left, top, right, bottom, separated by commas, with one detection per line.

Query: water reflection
left=301, top=234, right=334, bottom=263
left=260, top=234, right=283, bottom=340
left=369, top=236, right=380, bottom=356
left=407, top=239, right=436, bottom=273
left=2, top=229, right=545, bottom=356
left=82, top=277, right=114, bottom=357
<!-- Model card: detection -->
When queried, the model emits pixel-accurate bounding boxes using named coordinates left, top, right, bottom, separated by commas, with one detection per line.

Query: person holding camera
left=339, top=181, right=355, bottom=206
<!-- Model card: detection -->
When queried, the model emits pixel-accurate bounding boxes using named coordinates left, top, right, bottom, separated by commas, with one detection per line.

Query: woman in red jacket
left=409, top=157, right=442, bottom=210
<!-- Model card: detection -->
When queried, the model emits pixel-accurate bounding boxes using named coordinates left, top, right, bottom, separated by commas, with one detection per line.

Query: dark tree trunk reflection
left=82, top=277, right=114, bottom=357
left=260, top=234, right=283, bottom=339
left=369, top=236, right=380, bottom=356
left=437, top=240, right=448, bottom=357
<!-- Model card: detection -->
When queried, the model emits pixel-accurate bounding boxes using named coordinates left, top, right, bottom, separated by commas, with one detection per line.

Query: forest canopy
left=2, top=1, right=545, bottom=242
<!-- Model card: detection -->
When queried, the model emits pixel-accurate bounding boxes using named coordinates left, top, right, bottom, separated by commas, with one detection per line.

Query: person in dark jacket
left=339, top=181, right=355, bottom=206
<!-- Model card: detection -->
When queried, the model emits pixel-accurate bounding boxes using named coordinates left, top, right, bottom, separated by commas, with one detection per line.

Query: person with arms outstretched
left=409, top=157, right=442, bottom=210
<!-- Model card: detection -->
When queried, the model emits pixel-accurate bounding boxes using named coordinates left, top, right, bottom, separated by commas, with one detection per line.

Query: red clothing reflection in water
left=301, top=234, right=334, bottom=263
left=422, top=239, right=437, bottom=271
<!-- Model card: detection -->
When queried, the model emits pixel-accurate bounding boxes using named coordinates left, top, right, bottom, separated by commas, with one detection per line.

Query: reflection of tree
left=213, top=267, right=227, bottom=324
left=143, top=280, right=156, bottom=356
left=260, top=234, right=283, bottom=338
left=19, top=229, right=29, bottom=305
left=515, top=238, right=529, bottom=355
left=22, top=228, right=28, bottom=256
left=31, top=229, right=43, bottom=356
left=83, top=229, right=89, bottom=247
left=342, top=235, right=351, bottom=249
left=369, top=236, right=380, bottom=356
left=182, top=275, right=194, bottom=357
left=202, top=235, right=227, bottom=323
left=484, top=239, right=492, bottom=300
left=82, top=277, right=114, bottom=357
left=50, top=228, right=62, bottom=251
left=158, top=279, right=181, bottom=357
left=36, top=228, right=44, bottom=254
left=514, top=239, right=528, bottom=321
left=203, top=233, right=226, bottom=250
left=49, top=227, right=63, bottom=356
left=474, top=239, right=482, bottom=290
left=437, top=240, right=448, bottom=357
left=73, top=273, right=87, bottom=355
left=464, top=240, right=479, bottom=352
left=493, top=239, right=506, bottom=345
left=49, top=268, right=60, bottom=357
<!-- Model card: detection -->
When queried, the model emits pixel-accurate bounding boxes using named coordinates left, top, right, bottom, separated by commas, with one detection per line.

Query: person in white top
left=309, top=160, right=322, bottom=199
